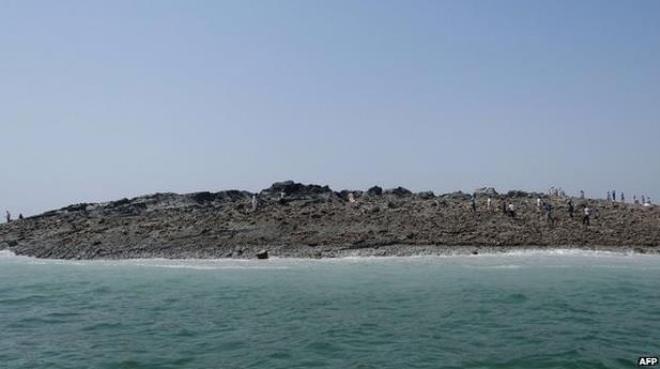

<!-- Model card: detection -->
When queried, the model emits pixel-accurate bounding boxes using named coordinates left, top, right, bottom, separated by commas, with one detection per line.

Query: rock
left=261, top=181, right=332, bottom=199
left=385, top=186, right=412, bottom=197
left=442, top=191, right=471, bottom=201
left=416, top=191, right=435, bottom=200
left=474, top=187, right=498, bottom=197
left=256, top=250, right=269, bottom=259
left=507, top=190, right=531, bottom=198
left=61, top=203, right=91, bottom=213
left=190, top=192, right=214, bottom=203
left=214, top=190, right=252, bottom=202
left=366, top=186, right=383, bottom=196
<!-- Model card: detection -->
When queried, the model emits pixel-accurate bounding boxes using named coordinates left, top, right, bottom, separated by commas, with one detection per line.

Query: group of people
left=4, top=211, right=23, bottom=223
left=472, top=194, right=596, bottom=226
left=607, top=190, right=654, bottom=207
left=475, top=196, right=516, bottom=217
left=632, top=195, right=653, bottom=207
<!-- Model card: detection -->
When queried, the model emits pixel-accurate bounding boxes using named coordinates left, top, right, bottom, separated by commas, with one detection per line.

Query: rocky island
left=1, top=181, right=659, bottom=259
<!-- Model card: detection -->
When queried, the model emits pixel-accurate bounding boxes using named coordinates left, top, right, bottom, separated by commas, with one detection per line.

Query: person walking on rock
left=612, top=190, right=617, bottom=202
left=567, top=199, right=575, bottom=218
left=471, top=196, right=477, bottom=213
left=487, top=197, right=492, bottom=211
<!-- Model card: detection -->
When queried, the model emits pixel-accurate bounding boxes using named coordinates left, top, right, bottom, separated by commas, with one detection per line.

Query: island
left=1, top=181, right=659, bottom=259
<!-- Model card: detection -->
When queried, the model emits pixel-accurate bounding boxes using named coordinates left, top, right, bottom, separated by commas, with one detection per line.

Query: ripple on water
left=0, top=252, right=659, bottom=369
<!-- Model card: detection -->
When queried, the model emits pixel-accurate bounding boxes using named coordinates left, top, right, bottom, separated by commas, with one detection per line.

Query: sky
left=1, top=0, right=659, bottom=216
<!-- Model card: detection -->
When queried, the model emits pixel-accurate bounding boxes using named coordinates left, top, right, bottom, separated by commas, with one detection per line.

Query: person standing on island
left=580, top=190, right=585, bottom=199
left=567, top=199, right=575, bottom=218
left=621, top=193, right=625, bottom=203
left=583, top=207, right=591, bottom=226
left=471, top=196, right=477, bottom=213
left=5, top=211, right=10, bottom=223
left=612, top=190, right=616, bottom=202
left=607, top=191, right=611, bottom=201
left=536, top=197, right=542, bottom=212
left=18, top=214, right=23, bottom=220
left=251, top=194, right=258, bottom=212
left=507, top=203, right=516, bottom=218
left=487, top=197, right=492, bottom=211
left=543, top=202, right=554, bottom=225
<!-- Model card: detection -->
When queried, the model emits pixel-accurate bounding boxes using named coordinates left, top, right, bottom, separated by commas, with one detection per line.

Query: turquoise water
left=1, top=250, right=659, bottom=369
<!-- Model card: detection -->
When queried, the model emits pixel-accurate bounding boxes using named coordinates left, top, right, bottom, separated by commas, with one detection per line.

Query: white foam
left=0, top=249, right=17, bottom=258
left=0, top=248, right=658, bottom=271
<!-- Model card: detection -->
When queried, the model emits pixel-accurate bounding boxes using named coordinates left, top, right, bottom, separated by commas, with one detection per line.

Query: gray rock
left=474, top=187, right=498, bottom=197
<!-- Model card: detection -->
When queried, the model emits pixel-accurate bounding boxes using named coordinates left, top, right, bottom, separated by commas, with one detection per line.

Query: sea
left=1, top=249, right=659, bottom=369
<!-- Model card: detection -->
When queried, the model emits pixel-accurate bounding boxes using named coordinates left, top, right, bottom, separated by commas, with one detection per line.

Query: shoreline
left=2, top=245, right=659, bottom=261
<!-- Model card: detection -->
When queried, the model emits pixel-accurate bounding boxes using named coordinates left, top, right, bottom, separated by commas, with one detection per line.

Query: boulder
left=474, top=187, right=498, bottom=197
left=366, top=186, right=383, bottom=196
left=416, top=191, right=435, bottom=200
left=260, top=181, right=332, bottom=200
left=385, top=186, right=412, bottom=197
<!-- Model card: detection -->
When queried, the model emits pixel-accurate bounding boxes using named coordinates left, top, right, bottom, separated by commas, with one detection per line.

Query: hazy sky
left=1, top=0, right=659, bottom=216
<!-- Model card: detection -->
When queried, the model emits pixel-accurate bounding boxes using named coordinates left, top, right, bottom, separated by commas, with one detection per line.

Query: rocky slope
left=1, top=181, right=659, bottom=259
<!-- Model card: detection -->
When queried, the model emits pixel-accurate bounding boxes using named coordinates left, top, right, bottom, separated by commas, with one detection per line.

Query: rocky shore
left=1, top=181, right=659, bottom=259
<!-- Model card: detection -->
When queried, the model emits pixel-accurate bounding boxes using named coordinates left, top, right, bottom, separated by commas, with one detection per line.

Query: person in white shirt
left=507, top=203, right=516, bottom=218
left=582, top=207, right=591, bottom=226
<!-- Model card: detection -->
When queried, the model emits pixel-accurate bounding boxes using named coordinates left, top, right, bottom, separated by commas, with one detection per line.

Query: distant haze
left=1, top=0, right=659, bottom=216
